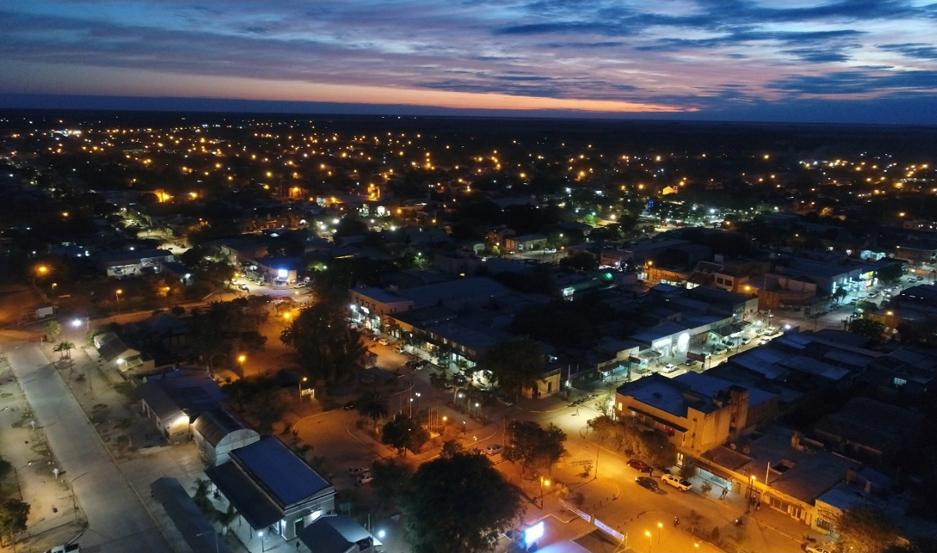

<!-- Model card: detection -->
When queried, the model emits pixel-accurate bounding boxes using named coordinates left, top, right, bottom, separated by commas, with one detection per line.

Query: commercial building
left=206, top=437, right=336, bottom=546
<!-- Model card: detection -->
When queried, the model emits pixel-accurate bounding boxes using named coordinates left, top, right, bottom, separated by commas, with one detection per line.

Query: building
left=100, top=248, right=175, bottom=278
left=504, top=234, right=548, bottom=254
left=192, top=408, right=261, bottom=466
left=93, top=330, right=154, bottom=375
left=615, top=373, right=764, bottom=454
left=206, top=437, right=336, bottom=545
left=297, top=516, right=383, bottom=553
left=701, top=427, right=859, bottom=533
left=137, top=371, right=224, bottom=443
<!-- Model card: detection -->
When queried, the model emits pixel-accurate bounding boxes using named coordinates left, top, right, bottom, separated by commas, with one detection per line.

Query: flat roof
left=229, top=437, right=331, bottom=508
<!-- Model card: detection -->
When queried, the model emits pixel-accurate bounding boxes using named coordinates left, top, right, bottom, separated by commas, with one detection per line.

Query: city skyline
left=2, top=0, right=937, bottom=124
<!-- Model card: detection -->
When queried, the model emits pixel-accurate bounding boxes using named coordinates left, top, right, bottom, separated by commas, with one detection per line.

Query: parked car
left=484, top=444, right=503, bottom=456
left=343, top=400, right=357, bottom=410
left=635, top=476, right=659, bottom=492
left=45, top=546, right=80, bottom=553
left=356, top=473, right=374, bottom=486
left=628, top=459, right=652, bottom=473
left=662, top=363, right=678, bottom=373
left=377, top=338, right=390, bottom=346
left=805, top=544, right=834, bottom=553
left=661, top=473, right=692, bottom=491
left=348, top=466, right=369, bottom=474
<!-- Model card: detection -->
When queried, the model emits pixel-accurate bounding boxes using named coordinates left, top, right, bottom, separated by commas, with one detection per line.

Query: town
left=1, top=112, right=937, bottom=553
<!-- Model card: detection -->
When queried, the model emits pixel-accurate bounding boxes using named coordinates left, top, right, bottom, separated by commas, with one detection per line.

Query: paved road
left=3, top=342, right=172, bottom=553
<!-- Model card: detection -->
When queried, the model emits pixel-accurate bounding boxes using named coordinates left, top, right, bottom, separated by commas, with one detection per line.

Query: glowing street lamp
left=644, top=530, right=652, bottom=552
left=35, top=264, right=50, bottom=277
left=539, top=476, right=551, bottom=508
left=114, top=288, right=123, bottom=312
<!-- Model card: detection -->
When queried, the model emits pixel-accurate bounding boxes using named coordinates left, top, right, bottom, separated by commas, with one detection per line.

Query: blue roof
left=229, top=437, right=331, bottom=508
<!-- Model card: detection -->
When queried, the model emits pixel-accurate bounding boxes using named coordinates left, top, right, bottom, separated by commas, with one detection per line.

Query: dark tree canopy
left=281, top=302, right=366, bottom=384
left=381, top=413, right=429, bottom=455
left=836, top=506, right=902, bottom=553
left=482, top=338, right=546, bottom=399
left=504, top=420, right=567, bottom=472
left=403, top=453, right=522, bottom=553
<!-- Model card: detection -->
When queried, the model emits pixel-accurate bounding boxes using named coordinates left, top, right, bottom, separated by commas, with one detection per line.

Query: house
left=99, top=248, right=175, bottom=278
left=93, top=330, right=154, bottom=375
left=137, top=371, right=224, bottom=443
left=206, top=437, right=336, bottom=546
left=504, top=234, right=548, bottom=254
left=615, top=373, right=760, bottom=454
left=812, top=397, right=919, bottom=466
left=701, top=427, right=859, bottom=533
left=297, top=515, right=383, bottom=553
left=151, top=477, right=228, bottom=553
left=192, top=408, right=261, bottom=466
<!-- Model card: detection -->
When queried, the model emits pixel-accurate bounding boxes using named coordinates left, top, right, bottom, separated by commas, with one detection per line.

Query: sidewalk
left=0, top=352, right=85, bottom=553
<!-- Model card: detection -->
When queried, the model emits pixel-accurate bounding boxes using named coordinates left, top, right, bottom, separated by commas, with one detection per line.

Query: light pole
left=539, top=476, right=551, bottom=508
left=258, top=529, right=266, bottom=552
left=644, top=530, right=652, bottom=552
left=114, top=288, right=123, bottom=312
left=237, top=353, right=247, bottom=375
left=656, top=521, right=663, bottom=545
left=299, top=376, right=309, bottom=399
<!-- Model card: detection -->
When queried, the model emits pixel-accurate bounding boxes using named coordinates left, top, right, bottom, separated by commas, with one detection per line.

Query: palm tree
left=356, top=391, right=389, bottom=434
left=54, top=341, right=75, bottom=360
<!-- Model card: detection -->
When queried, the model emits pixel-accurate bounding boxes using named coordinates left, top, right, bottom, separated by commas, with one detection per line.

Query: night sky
left=2, top=0, right=937, bottom=123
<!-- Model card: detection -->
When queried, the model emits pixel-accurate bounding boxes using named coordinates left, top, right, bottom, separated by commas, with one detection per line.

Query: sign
left=524, top=521, right=544, bottom=547
left=300, top=388, right=314, bottom=397
left=593, top=518, right=624, bottom=542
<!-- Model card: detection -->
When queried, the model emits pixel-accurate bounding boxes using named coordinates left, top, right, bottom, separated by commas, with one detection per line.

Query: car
left=348, top=466, right=369, bottom=474
left=759, top=338, right=771, bottom=345
left=343, top=400, right=357, bottom=410
left=627, top=459, right=652, bottom=473
left=662, top=363, right=678, bottom=373
left=237, top=284, right=250, bottom=291
left=484, top=444, right=503, bottom=456
left=377, top=338, right=390, bottom=346
left=661, top=473, right=692, bottom=491
left=805, top=544, right=834, bottom=553
left=356, top=473, right=374, bottom=486
left=395, top=345, right=406, bottom=353
left=45, top=546, right=80, bottom=553
left=635, top=476, right=659, bottom=491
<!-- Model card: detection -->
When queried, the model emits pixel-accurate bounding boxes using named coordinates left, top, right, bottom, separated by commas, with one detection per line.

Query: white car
left=377, top=338, right=390, bottom=346
left=805, top=544, right=833, bottom=553
left=356, top=473, right=374, bottom=486
left=660, top=473, right=692, bottom=491
left=662, top=363, right=678, bottom=373
left=348, top=466, right=369, bottom=475
left=45, top=546, right=80, bottom=553
left=484, top=444, right=503, bottom=456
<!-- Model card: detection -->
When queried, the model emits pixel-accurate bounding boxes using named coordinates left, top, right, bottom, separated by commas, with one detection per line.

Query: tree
left=482, top=338, right=545, bottom=400
left=371, top=459, right=412, bottom=512
left=876, top=263, right=904, bottom=285
left=356, top=391, right=389, bottom=433
left=560, top=251, right=598, bottom=272
left=503, top=420, right=566, bottom=473
left=54, top=340, right=75, bottom=360
left=45, top=320, right=61, bottom=342
left=381, top=414, right=429, bottom=455
left=836, top=506, right=901, bottom=553
left=849, top=318, right=886, bottom=341
left=0, top=498, right=30, bottom=546
left=403, top=453, right=522, bottom=553
left=281, top=302, right=365, bottom=384
left=441, top=440, right=464, bottom=459
left=832, top=286, right=848, bottom=304
left=222, top=376, right=287, bottom=434
left=587, top=415, right=676, bottom=468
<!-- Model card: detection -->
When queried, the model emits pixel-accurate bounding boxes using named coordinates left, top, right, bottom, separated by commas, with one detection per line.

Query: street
left=2, top=342, right=172, bottom=553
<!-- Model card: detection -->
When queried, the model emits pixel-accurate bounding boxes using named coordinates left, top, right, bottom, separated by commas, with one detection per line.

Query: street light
left=258, top=529, right=266, bottom=552
left=656, top=521, right=663, bottom=545
left=35, top=264, right=50, bottom=277
left=644, top=530, right=652, bottom=552
left=539, top=476, right=551, bottom=508
left=115, top=288, right=123, bottom=312
left=299, top=376, right=311, bottom=399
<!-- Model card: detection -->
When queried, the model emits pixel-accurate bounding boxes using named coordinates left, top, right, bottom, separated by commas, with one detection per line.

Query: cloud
left=769, top=70, right=937, bottom=95
left=880, top=42, right=937, bottom=60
